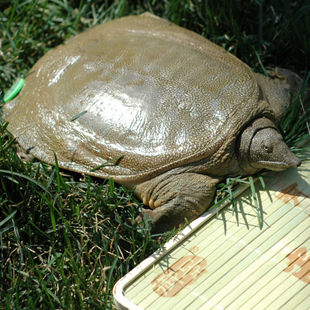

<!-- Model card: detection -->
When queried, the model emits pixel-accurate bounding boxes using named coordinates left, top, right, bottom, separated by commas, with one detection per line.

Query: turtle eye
left=263, top=144, right=273, bottom=153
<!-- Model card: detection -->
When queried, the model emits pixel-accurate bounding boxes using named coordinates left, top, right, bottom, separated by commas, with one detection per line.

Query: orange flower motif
left=283, top=247, right=310, bottom=284
left=152, top=248, right=207, bottom=297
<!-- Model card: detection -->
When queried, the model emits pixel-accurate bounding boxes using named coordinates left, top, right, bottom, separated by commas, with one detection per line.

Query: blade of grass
left=0, top=169, right=53, bottom=196
left=0, top=209, right=17, bottom=227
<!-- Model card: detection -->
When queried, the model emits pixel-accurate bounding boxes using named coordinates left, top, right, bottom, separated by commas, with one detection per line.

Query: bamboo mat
left=114, top=156, right=310, bottom=310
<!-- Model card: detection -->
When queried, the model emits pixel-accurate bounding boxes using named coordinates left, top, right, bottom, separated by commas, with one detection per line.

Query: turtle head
left=238, top=118, right=301, bottom=173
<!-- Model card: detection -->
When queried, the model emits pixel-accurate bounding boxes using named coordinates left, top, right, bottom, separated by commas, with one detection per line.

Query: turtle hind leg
left=134, top=172, right=219, bottom=233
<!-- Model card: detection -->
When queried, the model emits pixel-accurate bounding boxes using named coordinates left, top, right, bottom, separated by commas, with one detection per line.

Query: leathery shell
left=3, top=14, right=274, bottom=185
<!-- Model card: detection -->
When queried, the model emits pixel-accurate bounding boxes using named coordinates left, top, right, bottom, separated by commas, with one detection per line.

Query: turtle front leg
left=254, top=68, right=309, bottom=123
left=134, top=172, right=219, bottom=233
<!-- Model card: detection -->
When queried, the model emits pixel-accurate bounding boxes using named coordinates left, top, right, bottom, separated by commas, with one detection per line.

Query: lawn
left=0, top=0, right=309, bottom=309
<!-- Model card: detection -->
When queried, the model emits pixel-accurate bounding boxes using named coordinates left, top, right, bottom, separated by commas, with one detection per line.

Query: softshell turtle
left=3, top=13, right=303, bottom=233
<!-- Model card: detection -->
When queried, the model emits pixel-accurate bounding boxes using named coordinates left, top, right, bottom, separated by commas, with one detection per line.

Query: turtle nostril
left=291, top=155, right=302, bottom=168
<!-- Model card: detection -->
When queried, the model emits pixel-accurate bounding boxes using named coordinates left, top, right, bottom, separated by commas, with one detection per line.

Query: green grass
left=0, top=0, right=309, bottom=309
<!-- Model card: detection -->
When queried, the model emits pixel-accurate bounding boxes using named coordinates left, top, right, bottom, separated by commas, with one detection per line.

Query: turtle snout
left=261, top=137, right=302, bottom=168
left=291, top=155, right=302, bottom=168
left=249, top=128, right=302, bottom=171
